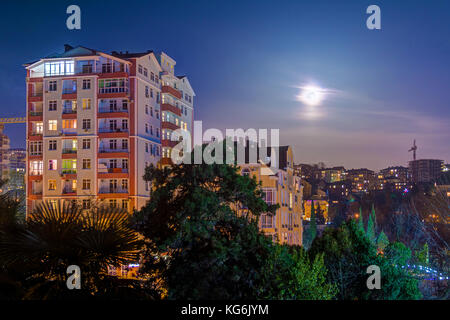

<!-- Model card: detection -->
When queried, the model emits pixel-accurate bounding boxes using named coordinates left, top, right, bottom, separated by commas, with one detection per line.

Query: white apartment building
left=24, top=45, right=195, bottom=214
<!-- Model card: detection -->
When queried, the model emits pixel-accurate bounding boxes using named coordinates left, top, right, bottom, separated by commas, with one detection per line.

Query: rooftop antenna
left=408, top=139, right=417, bottom=161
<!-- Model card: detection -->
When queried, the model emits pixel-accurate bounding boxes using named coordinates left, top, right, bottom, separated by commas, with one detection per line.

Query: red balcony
left=161, top=121, right=179, bottom=130
left=162, top=139, right=180, bottom=148
left=162, top=85, right=182, bottom=99
left=161, top=103, right=181, bottom=116
left=160, top=157, right=173, bottom=166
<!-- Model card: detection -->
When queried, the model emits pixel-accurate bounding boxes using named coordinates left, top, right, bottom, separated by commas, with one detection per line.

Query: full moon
left=297, top=85, right=325, bottom=106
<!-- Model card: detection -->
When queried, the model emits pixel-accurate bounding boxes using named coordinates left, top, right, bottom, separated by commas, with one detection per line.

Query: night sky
left=0, top=0, right=448, bottom=170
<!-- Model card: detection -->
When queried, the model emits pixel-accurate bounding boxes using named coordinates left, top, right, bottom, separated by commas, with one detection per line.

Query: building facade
left=239, top=146, right=303, bottom=246
left=408, top=159, right=444, bottom=184
left=24, top=45, right=194, bottom=214
left=376, top=166, right=409, bottom=191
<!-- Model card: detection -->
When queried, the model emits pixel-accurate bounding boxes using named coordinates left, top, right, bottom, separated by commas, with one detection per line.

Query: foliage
left=0, top=200, right=143, bottom=299
left=377, top=231, right=389, bottom=253
left=309, top=220, right=421, bottom=300
left=261, top=245, right=336, bottom=299
left=357, top=207, right=364, bottom=233
left=366, top=206, right=376, bottom=244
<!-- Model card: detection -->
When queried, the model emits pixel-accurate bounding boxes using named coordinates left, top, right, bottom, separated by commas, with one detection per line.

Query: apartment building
left=239, top=146, right=303, bottom=246
left=409, top=159, right=444, bottom=184
left=24, top=45, right=194, bottom=214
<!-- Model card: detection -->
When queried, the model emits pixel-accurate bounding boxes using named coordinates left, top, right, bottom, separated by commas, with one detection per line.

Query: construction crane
left=408, top=139, right=417, bottom=161
left=0, top=117, right=26, bottom=133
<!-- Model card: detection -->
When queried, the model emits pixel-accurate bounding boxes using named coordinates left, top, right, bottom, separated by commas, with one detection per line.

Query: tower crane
left=408, top=139, right=417, bottom=161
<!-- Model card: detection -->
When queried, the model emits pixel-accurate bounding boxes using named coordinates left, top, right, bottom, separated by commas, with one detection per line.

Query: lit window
left=48, top=120, right=57, bottom=131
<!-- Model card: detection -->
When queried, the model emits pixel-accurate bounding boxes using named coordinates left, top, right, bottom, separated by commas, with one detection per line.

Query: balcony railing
left=98, top=187, right=128, bottom=194
left=62, top=148, right=77, bottom=154
left=29, top=111, right=43, bottom=116
left=62, top=89, right=77, bottom=94
left=99, top=148, right=128, bottom=154
left=62, top=188, right=77, bottom=194
left=29, top=170, right=43, bottom=176
left=98, top=127, right=128, bottom=134
left=61, top=169, right=77, bottom=174
left=98, top=106, right=128, bottom=113
left=62, top=108, right=77, bottom=114
left=30, top=92, right=43, bottom=98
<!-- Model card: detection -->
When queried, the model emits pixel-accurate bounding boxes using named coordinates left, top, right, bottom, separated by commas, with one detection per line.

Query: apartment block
left=24, top=45, right=195, bottom=214
left=239, top=146, right=303, bottom=246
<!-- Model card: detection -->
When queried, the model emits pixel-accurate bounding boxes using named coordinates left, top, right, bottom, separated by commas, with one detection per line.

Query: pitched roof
left=111, top=50, right=154, bottom=59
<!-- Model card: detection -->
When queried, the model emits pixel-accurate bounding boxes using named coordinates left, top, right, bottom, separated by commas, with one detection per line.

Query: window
left=82, top=98, right=91, bottom=110
left=49, top=140, right=57, bottom=150
left=82, top=179, right=91, bottom=190
left=48, top=81, right=57, bottom=91
left=98, top=79, right=128, bottom=93
left=48, top=120, right=57, bottom=131
left=29, top=141, right=43, bottom=156
left=262, top=188, right=276, bottom=205
left=110, top=139, right=117, bottom=150
left=122, top=159, right=128, bottom=170
left=29, top=160, right=43, bottom=175
left=145, top=143, right=149, bottom=153
left=150, top=125, right=153, bottom=135
left=150, top=88, right=153, bottom=98
left=122, top=200, right=128, bottom=210
left=150, top=106, right=153, bottom=117
left=82, top=119, right=91, bottom=130
left=109, top=159, right=117, bottom=169
left=122, top=119, right=128, bottom=130
left=150, top=72, right=155, bottom=81
left=62, top=159, right=77, bottom=174
left=82, top=159, right=91, bottom=169
left=49, top=100, right=57, bottom=111
left=122, top=100, right=128, bottom=110
left=138, top=65, right=143, bottom=74
left=35, top=122, right=43, bottom=134
left=44, top=61, right=74, bottom=76
left=260, top=214, right=274, bottom=229
left=143, top=68, right=148, bottom=77
left=145, top=86, right=149, bottom=98
left=145, top=106, right=149, bottom=114
left=109, top=199, right=117, bottom=208
left=121, top=139, right=128, bottom=150
left=122, top=179, right=128, bottom=190
left=82, top=139, right=91, bottom=149
left=48, top=160, right=57, bottom=170
left=62, top=119, right=76, bottom=129
left=48, top=180, right=56, bottom=190
left=145, top=124, right=149, bottom=133
left=156, top=128, right=160, bottom=137
left=82, top=79, right=91, bottom=90
left=102, top=63, right=112, bottom=73
left=82, top=199, right=91, bottom=209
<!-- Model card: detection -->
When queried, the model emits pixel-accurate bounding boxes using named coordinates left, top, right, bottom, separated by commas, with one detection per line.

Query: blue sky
left=0, top=0, right=448, bottom=170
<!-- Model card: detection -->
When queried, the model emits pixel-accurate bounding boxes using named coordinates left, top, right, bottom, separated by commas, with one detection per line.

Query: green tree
left=309, top=202, right=318, bottom=240
left=262, top=245, right=336, bottom=299
left=357, top=207, right=364, bottom=233
left=415, top=243, right=429, bottom=265
left=309, top=220, right=421, bottom=300
left=134, top=157, right=335, bottom=299
left=377, top=230, right=389, bottom=253
left=366, top=205, right=376, bottom=244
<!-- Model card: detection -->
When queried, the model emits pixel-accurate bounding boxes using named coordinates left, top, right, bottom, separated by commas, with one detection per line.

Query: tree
left=262, top=245, right=336, bottom=299
left=357, top=207, right=364, bottom=233
left=309, top=220, right=421, bottom=300
left=134, top=160, right=279, bottom=299
left=0, top=200, right=145, bottom=299
left=377, top=231, right=389, bottom=254
left=415, top=243, right=429, bottom=265
left=134, top=157, right=336, bottom=300
left=366, top=205, right=376, bottom=244
left=309, top=202, right=317, bottom=239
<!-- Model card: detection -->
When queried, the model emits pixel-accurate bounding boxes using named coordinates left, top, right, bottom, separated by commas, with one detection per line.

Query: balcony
left=29, top=92, right=43, bottom=102
left=98, top=187, right=128, bottom=194
left=29, top=170, right=43, bottom=176
left=161, top=121, right=179, bottom=131
left=161, top=103, right=181, bottom=116
left=62, top=188, right=77, bottom=195
left=62, top=108, right=77, bottom=114
left=161, top=85, right=182, bottom=99
left=61, top=169, right=77, bottom=174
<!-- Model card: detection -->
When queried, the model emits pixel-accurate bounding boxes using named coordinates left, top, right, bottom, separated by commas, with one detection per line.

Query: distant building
left=377, top=166, right=409, bottom=191
left=0, top=129, right=10, bottom=182
left=408, top=159, right=444, bottom=184
left=317, top=166, right=345, bottom=183
left=346, top=168, right=376, bottom=193
left=5, top=148, right=26, bottom=192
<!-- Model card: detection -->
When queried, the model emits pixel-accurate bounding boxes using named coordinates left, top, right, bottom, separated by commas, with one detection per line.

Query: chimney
left=64, top=44, right=74, bottom=52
